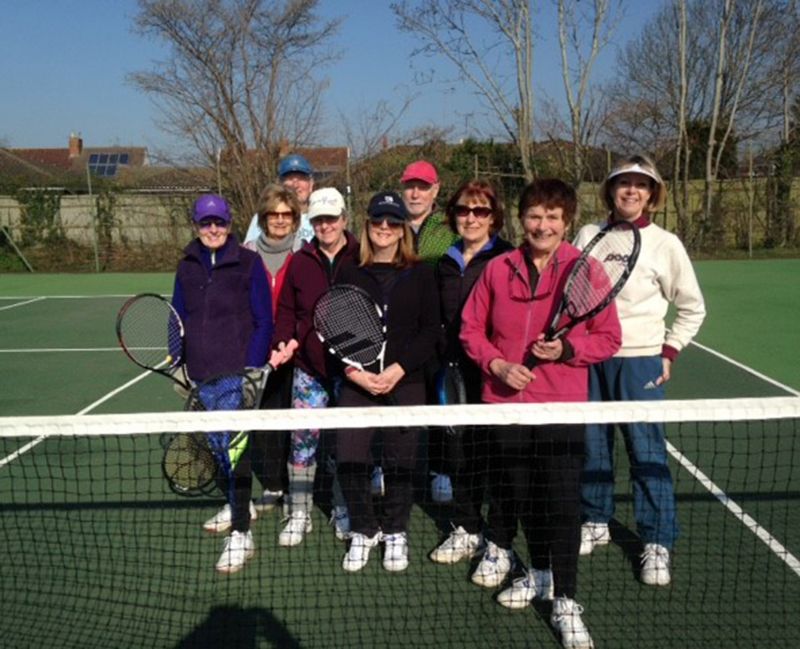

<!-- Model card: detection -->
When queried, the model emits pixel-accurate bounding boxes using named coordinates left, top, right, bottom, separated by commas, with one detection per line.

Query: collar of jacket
left=504, top=244, right=567, bottom=302
left=183, top=234, right=243, bottom=269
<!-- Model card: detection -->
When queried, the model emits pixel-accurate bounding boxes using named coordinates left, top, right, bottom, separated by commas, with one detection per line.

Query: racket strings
left=314, top=290, right=384, bottom=365
left=163, top=434, right=216, bottom=492
left=566, top=231, right=636, bottom=317
left=118, top=297, right=182, bottom=368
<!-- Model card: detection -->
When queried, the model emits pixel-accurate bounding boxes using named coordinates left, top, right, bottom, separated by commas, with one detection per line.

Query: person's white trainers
left=429, top=526, right=483, bottom=564
left=253, top=489, right=283, bottom=513
left=640, top=543, right=671, bottom=586
left=278, top=511, right=312, bottom=547
left=342, top=532, right=381, bottom=572
left=430, top=473, right=453, bottom=503
left=215, top=530, right=255, bottom=574
left=551, top=597, right=594, bottom=649
left=579, top=522, right=610, bottom=556
left=370, top=466, right=385, bottom=497
left=203, top=501, right=258, bottom=534
left=330, top=506, right=351, bottom=541
left=471, top=541, right=513, bottom=588
left=382, top=532, right=409, bottom=572
left=496, top=568, right=554, bottom=608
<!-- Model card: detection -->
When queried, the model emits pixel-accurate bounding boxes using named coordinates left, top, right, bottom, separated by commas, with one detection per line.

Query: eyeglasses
left=454, top=205, right=492, bottom=219
left=310, top=215, right=342, bottom=226
left=197, top=218, right=229, bottom=229
left=266, top=210, right=294, bottom=220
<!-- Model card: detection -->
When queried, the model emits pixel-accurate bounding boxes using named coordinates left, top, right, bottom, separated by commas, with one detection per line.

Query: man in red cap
left=400, top=160, right=457, bottom=265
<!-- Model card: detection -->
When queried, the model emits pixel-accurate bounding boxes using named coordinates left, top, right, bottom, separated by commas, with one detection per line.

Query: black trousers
left=439, top=425, right=491, bottom=534
left=249, top=362, right=292, bottom=493
left=486, top=424, right=584, bottom=599
left=336, top=381, right=424, bottom=537
left=216, top=438, right=253, bottom=534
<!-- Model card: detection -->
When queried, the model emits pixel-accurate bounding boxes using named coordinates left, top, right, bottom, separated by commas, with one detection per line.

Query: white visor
left=606, top=163, right=660, bottom=184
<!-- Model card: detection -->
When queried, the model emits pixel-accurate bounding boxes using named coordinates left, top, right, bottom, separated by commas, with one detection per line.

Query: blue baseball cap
left=278, top=154, right=313, bottom=178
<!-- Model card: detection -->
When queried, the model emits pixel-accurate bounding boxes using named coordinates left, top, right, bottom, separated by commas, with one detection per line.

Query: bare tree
left=391, top=0, right=537, bottom=181
left=599, top=0, right=786, bottom=250
left=130, top=0, right=341, bottom=221
left=552, top=0, right=619, bottom=186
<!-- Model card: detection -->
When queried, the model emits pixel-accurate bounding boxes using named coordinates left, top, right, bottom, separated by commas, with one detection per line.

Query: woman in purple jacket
left=172, top=194, right=273, bottom=575
left=460, top=179, right=620, bottom=649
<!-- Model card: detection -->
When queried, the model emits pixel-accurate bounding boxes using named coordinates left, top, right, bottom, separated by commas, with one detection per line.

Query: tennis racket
left=162, top=367, right=271, bottom=496
left=524, top=220, right=640, bottom=369
left=313, top=284, right=387, bottom=372
left=116, top=292, right=190, bottom=390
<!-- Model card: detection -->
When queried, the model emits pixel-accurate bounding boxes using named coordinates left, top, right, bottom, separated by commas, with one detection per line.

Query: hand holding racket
left=161, top=366, right=271, bottom=496
left=524, top=220, right=640, bottom=369
left=116, top=292, right=191, bottom=391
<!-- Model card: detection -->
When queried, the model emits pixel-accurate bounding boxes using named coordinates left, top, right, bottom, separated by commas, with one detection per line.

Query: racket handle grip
left=523, top=352, right=539, bottom=370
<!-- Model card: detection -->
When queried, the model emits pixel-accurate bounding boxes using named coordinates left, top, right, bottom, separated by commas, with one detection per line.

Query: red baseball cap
left=401, top=160, right=439, bottom=185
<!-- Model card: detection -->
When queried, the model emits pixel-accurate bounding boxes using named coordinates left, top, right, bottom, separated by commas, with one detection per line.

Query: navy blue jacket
left=172, top=235, right=273, bottom=382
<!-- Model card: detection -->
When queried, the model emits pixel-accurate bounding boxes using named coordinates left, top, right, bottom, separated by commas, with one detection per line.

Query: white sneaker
left=371, top=466, right=385, bottom=497
left=253, top=489, right=283, bottom=513
left=203, top=501, right=258, bottom=534
left=330, top=506, right=351, bottom=541
left=497, top=568, right=554, bottom=608
left=579, top=522, right=610, bottom=556
left=278, top=511, right=312, bottom=547
left=640, top=543, right=671, bottom=586
left=215, top=530, right=255, bottom=574
left=429, top=526, right=483, bottom=564
left=430, top=473, right=453, bottom=503
left=471, top=541, right=513, bottom=588
left=551, top=597, right=594, bottom=649
left=342, top=532, right=381, bottom=572
left=382, top=532, right=409, bottom=572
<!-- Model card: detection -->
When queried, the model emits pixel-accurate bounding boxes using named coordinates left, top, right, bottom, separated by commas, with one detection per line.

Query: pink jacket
left=460, top=243, right=621, bottom=404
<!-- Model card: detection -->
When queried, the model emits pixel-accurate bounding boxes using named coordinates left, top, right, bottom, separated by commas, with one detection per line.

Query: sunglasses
left=454, top=205, right=492, bottom=219
left=266, top=210, right=294, bottom=220
left=369, top=217, right=403, bottom=228
left=197, top=218, right=229, bottom=229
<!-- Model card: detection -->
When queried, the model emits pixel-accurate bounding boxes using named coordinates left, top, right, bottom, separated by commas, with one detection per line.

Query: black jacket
left=336, top=260, right=440, bottom=385
left=435, top=236, right=514, bottom=399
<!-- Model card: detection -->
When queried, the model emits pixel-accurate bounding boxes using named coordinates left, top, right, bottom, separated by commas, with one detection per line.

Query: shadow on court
left=175, top=605, right=300, bottom=649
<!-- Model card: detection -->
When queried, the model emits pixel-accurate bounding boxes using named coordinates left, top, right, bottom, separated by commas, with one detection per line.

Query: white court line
left=0, top=297, right=45, bottom=311
left=0, top=369, right=155, bottom=469
left=0, top=347, right=123, bottom=353
left=0, top=294, right=167, bottom=300
left=667, top=439, right=800, bottom=578
left=661, top=339, right=800, bottom=578
left=690, top=339, right=800, bottom=397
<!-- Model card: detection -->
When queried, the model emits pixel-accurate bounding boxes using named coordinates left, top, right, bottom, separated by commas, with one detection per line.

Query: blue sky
left=0, top=1, right=660, bottom=154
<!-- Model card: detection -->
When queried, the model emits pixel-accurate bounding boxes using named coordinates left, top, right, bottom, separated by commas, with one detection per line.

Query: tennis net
left=1, top=397, right=799, bottom=649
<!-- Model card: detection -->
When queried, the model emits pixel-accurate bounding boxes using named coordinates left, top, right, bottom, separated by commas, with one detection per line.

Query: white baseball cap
left=307, top=187, right=346, bottom=219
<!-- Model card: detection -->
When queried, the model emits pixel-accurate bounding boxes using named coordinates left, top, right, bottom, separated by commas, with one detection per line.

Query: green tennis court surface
left=1, top=262, right=798, bottom=648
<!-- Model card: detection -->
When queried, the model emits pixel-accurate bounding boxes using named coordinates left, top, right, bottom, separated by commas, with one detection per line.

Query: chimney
left=68, top=132, right=83, bottom=158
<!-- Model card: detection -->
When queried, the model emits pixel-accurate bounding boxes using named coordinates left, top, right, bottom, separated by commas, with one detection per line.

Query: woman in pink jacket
left=460, top=178, right=621, bottom=649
